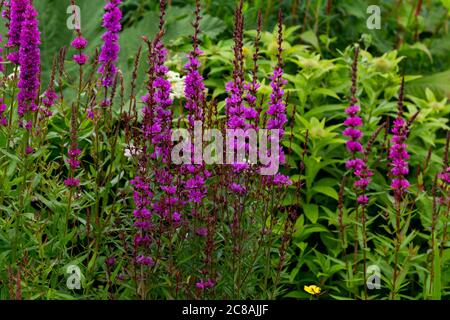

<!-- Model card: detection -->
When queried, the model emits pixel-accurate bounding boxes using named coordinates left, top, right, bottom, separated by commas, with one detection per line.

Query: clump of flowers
left=40, top=59, right=58, bottom=119
left=98, top=0, right=122, bottom=88
left=70, top=0, right=88, bottom=66
left=225, top=0, right=250, bottom=177
left=389, top=80, right=410, bottom=198
left=6, top=0, right=27, bottom=64
left=17, top=2, right=40, bottom=123
left=343, top=47, right=373, bottom=205
left=1, top=1, right=10, bottom=73
left=261, top=10, right=291, bottom=187
left=71, top=31, right=88, bottom=65
left=130, top=175, right=153, bottom=266
left=0, top=34, right=4, bottom=74
left=0, top=99, right=7, bottom=126
left=182, top=0, right=209, bottom=205
left=439, top=167, right=450, bottom=185
left=132, top=0, right=178, bottom=270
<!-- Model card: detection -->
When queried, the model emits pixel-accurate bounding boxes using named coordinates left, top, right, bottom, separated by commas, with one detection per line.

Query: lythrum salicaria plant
left=0, top=0, right=449, bottom=301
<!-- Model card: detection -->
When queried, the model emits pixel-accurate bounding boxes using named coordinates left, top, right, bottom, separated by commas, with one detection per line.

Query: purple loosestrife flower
left=70, top=0, right=88, bottom=67
left=181, top=10, right=209, bottom=206
left=148, top=41, right=173, bottom=163
left=73, top=53, right=87, bottom=65
left=343, top=47, right=373, bottom=205
left=261, top=11, right=291, bottom=186
left=132, top=9, right=176, bottom=267
left=388, top=80, right=411, bottom=199
left=243, top=14, right=261, bottom=131
left=1, top=1, right=11, bottom=71
left=106, top=257, right=116, bottom=266
left=40, top=61, right=58, bottom=119
left=40, top=89, right=57, bottom=118
left=71, top=35, right=88, bottom=50
left=130, top=176, right=154, bottom=251
left=196, top=278, right=215, bottom=290
left=225, top=1, right=251, bottom=178
left=136, top=255, right=154, bottom=266
left=64, top=177, right=80, bottom=187
left=98, top=0, right=121, bottom=87
left=64, top=104, right=81, bottom=188
left=229, top=182, right=247, bottom=194
left=0, top=34, right=4, bottom=73
left=6, top=0, right=27, bottom=64
left=184, top=47, right=205, bottom=127
left=17, top=2, right=40, bottom=119
left=389, top=117, right=410, bottom=197
left=71, top=33, right=88, bottom=66
left=2, top=1, right=10, bottom=22
left=439, top=167, right=450, bottom=185
left=131, top=177, right=155, bottom=267
left=0, top=99, right=7, bottom=126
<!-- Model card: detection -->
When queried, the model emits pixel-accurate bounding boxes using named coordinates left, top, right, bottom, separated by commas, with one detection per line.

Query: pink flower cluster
left=182, top=43, right=209, bottom=205
left=17, top=2, right=40, bottom=119
left=343, top=105, right=373, bottom=205
left=130, top=176, right=154, bottom=266
left=40, top=89, right=57, bottom=118
left=196, top=278, right=215, bottom=290
left=261, top=67, right=292, bottom=187
left=64, top=147, right=81, bottom=188
left=0, top=34, right=4, bottom=73
left=6, top=0, right=27, bottom=64
left=0, top=99, right=7, bottom=126
left=439, top=167, right=450, bottom=185
left=98, top=0, right=122, bottom=87
left=389, top=117, right=410, bottom=197
left=72, top=34, right=88, bottom=65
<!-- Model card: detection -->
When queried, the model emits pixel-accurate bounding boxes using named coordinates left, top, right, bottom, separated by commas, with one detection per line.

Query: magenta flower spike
left=343, top=47, right=373, bottom=205
left=389, top=79, right=410, bottom=198
left=6, top=0, right=28, bottom=64
left=17, top=2, right=40, bottom=120
left=98, top=0, right=121, bottom=87
left=262, top=10, right=291, bottom=187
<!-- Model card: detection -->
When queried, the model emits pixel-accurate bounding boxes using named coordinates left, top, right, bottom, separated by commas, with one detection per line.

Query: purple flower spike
left=6, top=0, right=28, bottom=64
left=389, top=80, right=410, bottom=198
left=343, top=47, right=373, bottom=205
left=17, top=2, right=40, bottom=118
left=64, top=177, right=80, bottom=187
left=0, top=99, right=8, bottom=126
left=71, top=36, right=88, bottom=50
left=98, top=0, right=122, bottom=87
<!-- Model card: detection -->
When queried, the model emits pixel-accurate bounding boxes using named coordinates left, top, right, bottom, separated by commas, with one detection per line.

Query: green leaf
left=303, top=204, right=319, bottom=223
left=312, top=186, right=339, bottom=200
left=300, top=30, right=320, bottom=52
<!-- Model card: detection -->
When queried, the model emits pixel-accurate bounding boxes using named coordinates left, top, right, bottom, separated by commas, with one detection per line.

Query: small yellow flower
left=304, top=285, right=321, bottom=296
left=242, top=47, right=250, bottom=57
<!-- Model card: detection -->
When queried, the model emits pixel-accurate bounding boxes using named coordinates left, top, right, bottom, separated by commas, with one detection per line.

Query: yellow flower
left=304, top=285, right=321, bottom=296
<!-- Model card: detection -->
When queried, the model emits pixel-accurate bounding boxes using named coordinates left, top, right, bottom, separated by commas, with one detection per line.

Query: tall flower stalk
left=389, top=78, right=410, bottom=299
left=6, top=0, right=27, bottom=65
left=342, top=46, right=373, bottom=299
left=17, top=2, right=40, bottom=126
left=263, top=10, right=291, bottom=186
left=64, top=103, right=81, bottom=235
left=98, top=0, right=121, bottom=90
left=183, top=0, right=213, bottom=292
left=439, top=132, right=449, bottom=260
left=11, top=0, right=40, bottom=269
left=132, top=0, right=182, bottom=298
